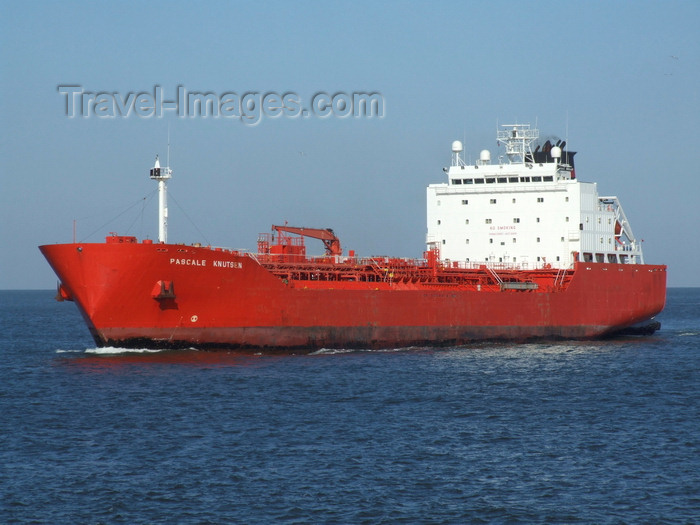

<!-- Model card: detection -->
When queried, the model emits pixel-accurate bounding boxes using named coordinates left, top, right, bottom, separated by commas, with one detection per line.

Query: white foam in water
left=84, top=346, right=168, bottom=355
left=311, top=347, right=410, bottom=355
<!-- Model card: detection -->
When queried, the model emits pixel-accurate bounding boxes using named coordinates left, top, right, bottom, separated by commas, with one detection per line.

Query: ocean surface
left=1, top=289, right=698, bottom=524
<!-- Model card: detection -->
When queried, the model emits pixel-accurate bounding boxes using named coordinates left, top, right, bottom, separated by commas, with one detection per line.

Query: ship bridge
left=426, top=124, right=644, bottom=270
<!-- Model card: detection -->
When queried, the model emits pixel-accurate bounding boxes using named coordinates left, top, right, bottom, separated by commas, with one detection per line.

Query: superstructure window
left=520, top=176, right=530, bottom=182
left=485, top=218, right=492, bottom=224
left=452, top=179, right=462, bottom=185
left=490, top=199, right=497, bottom=204
left=537, top=197, right=544, bottom=203
left=497, top=177, right=507, bottom=183
left=543, top=176, right=553, bottom=182
left=532, top=176, right=542, bottom=182
left=465, top=219, right=470, bottom=225
left=486, top=178, right=496, bottom=184
left=508, top=177, right=519, bottom=183
left=513, top=218, right=520, bottom=223
left=462, top=199, right=468, bottom=205
left=474, top=179, right=485, bottom=184
left=464, top=179, right=473, bottom=184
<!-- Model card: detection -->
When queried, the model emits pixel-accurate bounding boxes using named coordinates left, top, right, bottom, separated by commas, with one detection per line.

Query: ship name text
left=169, top=258, right=242, bottom=269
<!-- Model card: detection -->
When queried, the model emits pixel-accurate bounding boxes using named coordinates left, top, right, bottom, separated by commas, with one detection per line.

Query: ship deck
left=256, top=254, right=572, bottom=292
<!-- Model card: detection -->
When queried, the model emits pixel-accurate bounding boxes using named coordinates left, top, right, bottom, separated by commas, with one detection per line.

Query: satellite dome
left=451, top=140, right=463, bottom=153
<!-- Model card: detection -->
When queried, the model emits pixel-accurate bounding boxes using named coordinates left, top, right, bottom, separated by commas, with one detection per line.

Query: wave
left=310, top=347, right=416, bottom=356
left=84, top=346, right=176, bottom=355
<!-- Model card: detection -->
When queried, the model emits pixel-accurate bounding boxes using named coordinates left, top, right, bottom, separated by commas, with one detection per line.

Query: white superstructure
left=426, top=124, right=644, bottom=269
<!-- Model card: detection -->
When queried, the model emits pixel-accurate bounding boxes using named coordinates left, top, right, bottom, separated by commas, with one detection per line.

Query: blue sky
left=1, top=0, right=698, bottom=289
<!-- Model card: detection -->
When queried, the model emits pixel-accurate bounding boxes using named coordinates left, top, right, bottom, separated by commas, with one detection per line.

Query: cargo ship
left=40, top=124, right=666, bottom=350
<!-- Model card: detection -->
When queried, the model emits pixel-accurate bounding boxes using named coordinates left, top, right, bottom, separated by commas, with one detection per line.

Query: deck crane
left=272, top=225, right=342, bottom=256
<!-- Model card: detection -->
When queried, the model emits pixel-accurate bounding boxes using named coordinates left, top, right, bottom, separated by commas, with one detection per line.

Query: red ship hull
left=39, top=239, right=667, bottom=351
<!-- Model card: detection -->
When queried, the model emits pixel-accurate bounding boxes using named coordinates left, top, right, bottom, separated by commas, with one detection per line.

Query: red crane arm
left=272, top=225, right=342, bottom=256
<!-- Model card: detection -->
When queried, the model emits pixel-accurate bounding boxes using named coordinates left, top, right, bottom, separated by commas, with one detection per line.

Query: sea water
left=1, top=289, right=698, bottom=523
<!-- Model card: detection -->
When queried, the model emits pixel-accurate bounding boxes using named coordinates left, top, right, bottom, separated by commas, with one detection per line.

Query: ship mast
left=149, top=155, right=172, bottom=243
left=497, top=124, right=539, bottom=163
